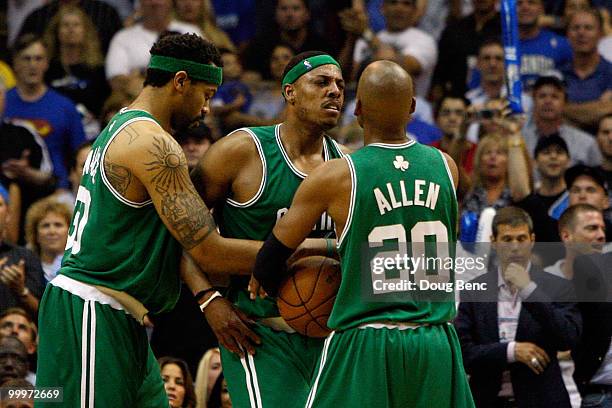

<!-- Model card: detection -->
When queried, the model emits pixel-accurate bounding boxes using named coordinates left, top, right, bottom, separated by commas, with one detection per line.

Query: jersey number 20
left=368, top=221, right=451, bottom=294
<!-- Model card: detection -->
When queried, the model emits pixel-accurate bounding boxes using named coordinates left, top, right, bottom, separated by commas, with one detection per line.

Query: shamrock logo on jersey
left=304, top=60, right=312, bottom=69
left=393, top=155, right=409, bottom=172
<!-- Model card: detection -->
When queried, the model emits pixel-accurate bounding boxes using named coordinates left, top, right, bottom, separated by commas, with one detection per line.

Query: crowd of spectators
left=0, top=0, right=610, bottom=406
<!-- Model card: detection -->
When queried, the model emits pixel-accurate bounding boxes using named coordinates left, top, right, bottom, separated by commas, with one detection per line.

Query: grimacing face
left=287, top=64, right=345, bottom=131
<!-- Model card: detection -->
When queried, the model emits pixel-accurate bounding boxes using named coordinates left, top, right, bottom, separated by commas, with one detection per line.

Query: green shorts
left=35, top=277, right=169, bottom=408
left=220, top=323, right=324, bottom=408
left=305, top=323, right=475, bottom=408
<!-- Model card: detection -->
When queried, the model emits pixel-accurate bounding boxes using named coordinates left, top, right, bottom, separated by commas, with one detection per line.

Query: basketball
left=277, top=256, right=341, bottom=338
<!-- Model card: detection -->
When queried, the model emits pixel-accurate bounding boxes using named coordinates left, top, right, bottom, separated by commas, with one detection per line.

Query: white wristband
left=199, top=291, right=222, bottom=313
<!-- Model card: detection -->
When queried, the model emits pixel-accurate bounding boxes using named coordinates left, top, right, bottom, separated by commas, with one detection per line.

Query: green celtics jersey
left=60, top=108, right=182, bottom=314
left=217, top=124, right=344, bottom=318
left=330, top=140, right=458, bottom=330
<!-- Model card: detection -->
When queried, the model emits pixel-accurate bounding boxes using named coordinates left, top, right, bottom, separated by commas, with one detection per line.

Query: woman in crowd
left=43, top=5, right=110, bottom=122
left=160, top=356, right=197, bottom=408
left=207, top=373, right=231, bottom=408
left=174, top=0, right=235, bottom=51
left=462, top=133, right=513, bottom=217
left=194, top=347, right=222, bottom=408
left=24, top=197, right=71, bottom=283
left=247, top=44, right=295, bottom=121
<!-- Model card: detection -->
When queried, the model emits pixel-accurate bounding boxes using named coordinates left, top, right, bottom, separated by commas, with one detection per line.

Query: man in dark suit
left=456, top=206, right=582, bottom=408
left=573, top=252, right=612, bottom=407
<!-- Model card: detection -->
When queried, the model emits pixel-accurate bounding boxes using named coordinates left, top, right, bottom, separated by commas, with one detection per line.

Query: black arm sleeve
left=253, top=233, right=295, bottom=296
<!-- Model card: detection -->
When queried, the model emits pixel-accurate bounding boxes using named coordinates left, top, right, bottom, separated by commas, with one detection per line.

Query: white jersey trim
left=437, top=149, right=457, bottom=200
left=337, top=156, right=357, bottom=248
left=306, top=331, right=335, bottom=408
left=88, top=301, right=96, bottom=408
left=275, top=125, right=333, bottom=179
left=358, top=322, right=425, bottom=330
left=330, top=138, right=347, bottom=158
left=276, top=124, right=308, bottom=179
left=367, top=140, right=416, bottom=149
left=100, top=117, right=158, bottom=208
left=80, top=300, right=89, bottom=408
left=226, top=128, right=267, bottom=208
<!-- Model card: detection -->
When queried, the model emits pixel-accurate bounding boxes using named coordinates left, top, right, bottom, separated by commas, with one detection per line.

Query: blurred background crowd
left=0, top=0, right=610, bottom=407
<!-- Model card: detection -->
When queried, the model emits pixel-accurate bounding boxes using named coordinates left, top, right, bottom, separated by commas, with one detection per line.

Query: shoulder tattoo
left=104, top=161, right=132, bottom=195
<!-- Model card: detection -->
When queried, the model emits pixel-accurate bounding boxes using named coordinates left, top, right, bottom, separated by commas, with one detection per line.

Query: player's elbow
left=187, top=234, right=227, bottom=275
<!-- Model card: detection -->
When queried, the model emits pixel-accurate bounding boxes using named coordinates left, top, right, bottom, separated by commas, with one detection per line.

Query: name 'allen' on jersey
left=373, top=179, right=441, bottom=216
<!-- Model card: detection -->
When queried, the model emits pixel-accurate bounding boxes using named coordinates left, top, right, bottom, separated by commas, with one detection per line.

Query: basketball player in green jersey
left=190, top=51, right=347, bottom=408
left=252, top=61, right=475, bottom=408
left=35, top=34, right=263, bottom=407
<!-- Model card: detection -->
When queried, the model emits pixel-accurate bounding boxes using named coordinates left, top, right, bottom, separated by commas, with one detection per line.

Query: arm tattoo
left=161, top=192, right=217, bottom=249
left=104, top=161, right=132, bottom=195
left=146, top=136, right=191, bottom=192
left=124, top=125, right=140, bottom=145
left=147, top=135, right=215, bottom=249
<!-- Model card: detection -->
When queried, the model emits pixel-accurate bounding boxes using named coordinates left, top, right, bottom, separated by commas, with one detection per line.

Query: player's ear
left=173, top=71, right=189, bottom=93
left=410, top=97, right=416, bottom=114
left=284, top=84, right=296, bottom=104
left=354, top=99, right=362, bottom=117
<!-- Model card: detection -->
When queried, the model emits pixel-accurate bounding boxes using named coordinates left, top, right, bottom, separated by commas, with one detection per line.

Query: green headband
left=148, top=55, right=223, bottom=85
left=281, top=54, right=340, bottom=91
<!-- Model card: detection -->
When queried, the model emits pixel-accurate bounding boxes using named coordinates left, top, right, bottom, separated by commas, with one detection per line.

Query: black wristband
left=253, top=233, right=295, bottom=296
left=194, top=287, right=216, bottom=302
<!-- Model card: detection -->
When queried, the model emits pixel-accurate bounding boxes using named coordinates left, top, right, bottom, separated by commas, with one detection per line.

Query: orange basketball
left=277, top=256, right=341, bottom=338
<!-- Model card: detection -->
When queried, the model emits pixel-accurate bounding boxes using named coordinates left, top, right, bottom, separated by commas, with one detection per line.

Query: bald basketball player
left=252, top=61, right=475, bottom=408
left=191, top=51, right=348, bottom=408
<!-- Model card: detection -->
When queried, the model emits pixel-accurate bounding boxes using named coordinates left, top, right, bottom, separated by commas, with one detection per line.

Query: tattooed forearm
left=104, top=161, right=132, bottom=195
left=161, top=191, right=217, bottom=249
left=146, top=136, right=191, bottom=192
left=146, top=135, right=215, bottom=248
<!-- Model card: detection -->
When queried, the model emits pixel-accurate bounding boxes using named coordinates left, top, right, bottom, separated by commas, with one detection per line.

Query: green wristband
left=325, top=238, right=334, bottom=258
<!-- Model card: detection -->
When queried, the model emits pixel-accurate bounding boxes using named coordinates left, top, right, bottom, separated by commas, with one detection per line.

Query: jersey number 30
left=65, top=186, right=91, bottom=255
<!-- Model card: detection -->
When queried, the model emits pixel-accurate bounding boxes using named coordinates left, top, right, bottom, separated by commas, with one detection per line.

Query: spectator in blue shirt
left=518, top=0, right=573, bottom=90
left=4, top=34, right=86, bottom=192
left=211, top=0, right=256, bottom=48
left=561, top=8, right=612, bottom=130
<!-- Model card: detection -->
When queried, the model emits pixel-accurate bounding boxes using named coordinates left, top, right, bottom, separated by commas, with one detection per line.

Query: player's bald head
left=355, top=60, right=415, bottom=131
